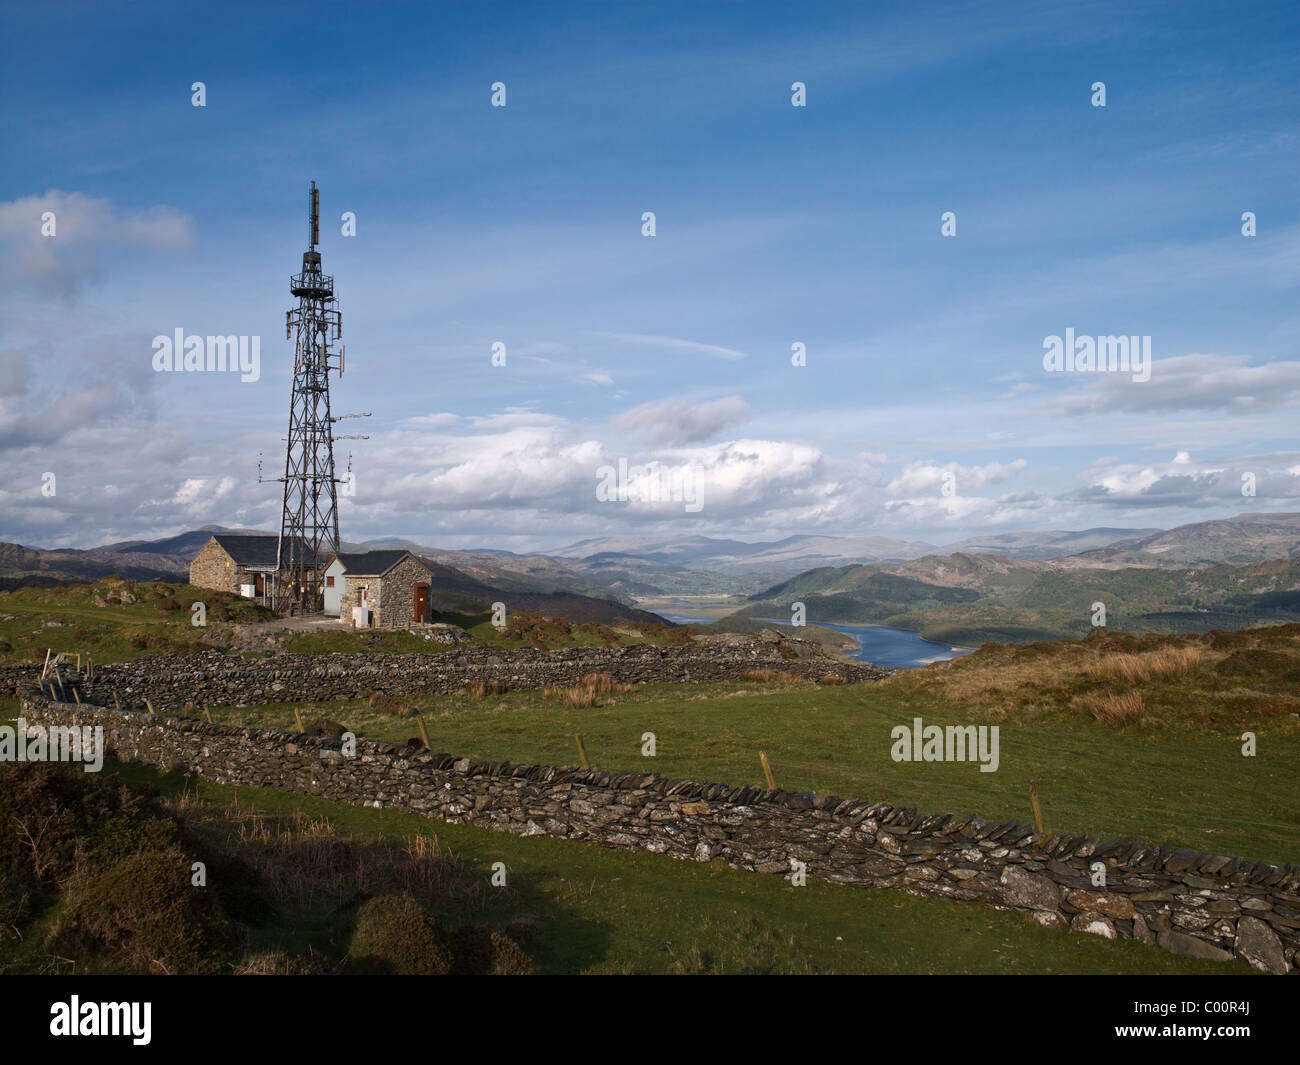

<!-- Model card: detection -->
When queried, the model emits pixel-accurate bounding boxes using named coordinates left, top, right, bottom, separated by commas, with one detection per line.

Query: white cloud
left=1048, top=354, right=1300, bottom=416
left=1065, top=450, right=1300, bottom=508
left=0, top=190, right=193, bottom=294
left=598, top=331, right=747, bottom=361
left=610, top=395, right=750, bottom=445
left=886, top=458, right=1028, bottom=496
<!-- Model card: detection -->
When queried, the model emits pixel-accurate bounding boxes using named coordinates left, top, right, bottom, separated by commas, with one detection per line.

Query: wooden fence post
left=575, top=733, right=590, bottom=770
left=760, top=751, right=776, bottom=789
left=1029, top=780, right=1045, bottom=834
left=416, top=714, right=431, bottom=751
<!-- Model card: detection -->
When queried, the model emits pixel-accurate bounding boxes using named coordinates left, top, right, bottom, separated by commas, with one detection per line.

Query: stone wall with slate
left=0, top=642, right=889, bottom=710
left=16, top=688, right=1297, bottom=974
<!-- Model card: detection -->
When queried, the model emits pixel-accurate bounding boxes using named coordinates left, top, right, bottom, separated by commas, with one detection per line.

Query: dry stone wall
left=1, top=643, right=887, bottom=711
left=16, top=688, right=1298, bottom=974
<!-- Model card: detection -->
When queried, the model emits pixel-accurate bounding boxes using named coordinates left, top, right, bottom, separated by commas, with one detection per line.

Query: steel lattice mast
left=274, top=181, right=344, bottom=614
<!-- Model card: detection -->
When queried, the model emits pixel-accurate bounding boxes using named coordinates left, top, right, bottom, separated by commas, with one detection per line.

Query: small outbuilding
left=329, top=550, right=435, bottom=629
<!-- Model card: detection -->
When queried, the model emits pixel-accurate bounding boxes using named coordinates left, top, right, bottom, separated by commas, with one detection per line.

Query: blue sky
left=1, top=0, right=1298, bottom=551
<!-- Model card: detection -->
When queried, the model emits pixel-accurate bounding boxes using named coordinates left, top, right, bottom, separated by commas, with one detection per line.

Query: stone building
left=189, top=534, right=313, bottom=605
left=331, top=550, right=435, bottom=629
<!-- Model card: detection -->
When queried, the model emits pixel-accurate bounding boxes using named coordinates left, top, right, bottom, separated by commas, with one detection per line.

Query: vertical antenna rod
left=309, top=180, right=319, bottom=250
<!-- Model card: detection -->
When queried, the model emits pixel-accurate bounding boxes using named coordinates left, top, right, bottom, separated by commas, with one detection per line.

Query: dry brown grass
left=581, top=672, right=632, bottom=693
left=891, top=626, right=1300, bottom=731
left=1083, top=690, right=1145, bottom=727
left=740, top=668, right=801, bottom=683
left=543, top=685, right=597, bottom=708
left=540, top=673, right=633, bottom=707
left=817, top=674, right=847, bottom=685
left=465, top=679, right=508, bottom=697
left=366, top=691, right=413, bottom=717
left=1083, top=647, right=1202, bottom=683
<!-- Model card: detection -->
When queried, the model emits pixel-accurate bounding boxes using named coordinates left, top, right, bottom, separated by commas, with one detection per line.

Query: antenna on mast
left=309, top=181, right=320, bottom=250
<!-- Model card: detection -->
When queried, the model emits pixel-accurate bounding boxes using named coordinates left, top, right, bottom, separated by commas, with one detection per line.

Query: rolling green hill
left=734, top=554, right=1300, bottom=644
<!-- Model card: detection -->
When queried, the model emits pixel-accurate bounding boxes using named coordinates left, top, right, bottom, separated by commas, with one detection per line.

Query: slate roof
left=210, top=534, right=316, bottom=568
left=331, top=550, right=426, bottom=577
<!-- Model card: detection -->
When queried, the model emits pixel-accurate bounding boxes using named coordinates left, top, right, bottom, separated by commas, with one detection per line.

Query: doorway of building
left=414, top=583, right=428, bottom=623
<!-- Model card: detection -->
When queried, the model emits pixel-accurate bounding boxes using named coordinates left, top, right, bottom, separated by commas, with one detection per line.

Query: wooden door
left=414, top=583, right=428, bottom=623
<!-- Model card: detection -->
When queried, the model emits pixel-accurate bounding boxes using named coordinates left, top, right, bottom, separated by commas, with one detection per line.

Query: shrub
left=346, top=894, right=453, bottom=975
left=0, top=872, right=32, bottom=939
left=0, top=762, right=179, bottom=890
left=52, top=845, right=231, bottom=973
left=449, top=924, right=533, bottom=975
left=1213, top=649, right=1292, bottom=677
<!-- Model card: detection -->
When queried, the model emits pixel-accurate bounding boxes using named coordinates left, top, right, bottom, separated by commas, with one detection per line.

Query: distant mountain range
left=5, top=512, right=1300, bottom=607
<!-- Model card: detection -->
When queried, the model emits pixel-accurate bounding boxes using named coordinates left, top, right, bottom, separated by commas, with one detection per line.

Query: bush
left=665, top=626, right=695, bottom=647
left=0, top=872, right=32, bottom=939
left=1214, top=649, right=1292, bottom=677
left=52, top=845, right=231, bottom=973
left=449, top=924, right=533, bottom=975
left=0, top=763, right=179, bottom=890
left=347, top=894, right=453, bottom=975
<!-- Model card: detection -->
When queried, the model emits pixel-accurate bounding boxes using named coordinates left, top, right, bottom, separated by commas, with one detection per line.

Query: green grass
left=96, top=761, right=1255, bottom=975
left=1, top=687, right=1272, bottom=974
left=0, top=579, right=270, bottom=664
left=201, top=670, right=1300, bottom=867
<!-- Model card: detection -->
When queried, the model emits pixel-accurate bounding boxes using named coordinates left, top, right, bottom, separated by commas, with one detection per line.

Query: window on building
left=326, top=575, right=334, bottom=587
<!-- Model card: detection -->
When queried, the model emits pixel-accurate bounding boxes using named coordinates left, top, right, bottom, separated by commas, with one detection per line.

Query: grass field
left=3, top=581, right=1294, bottom=974
left=197, top=667, right=1300, bottom=868
left=0, top=737, right=1254, bottom=975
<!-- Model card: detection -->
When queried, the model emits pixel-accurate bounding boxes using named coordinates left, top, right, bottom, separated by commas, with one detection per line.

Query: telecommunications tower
left=271, top=182, right=347, bottom=614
